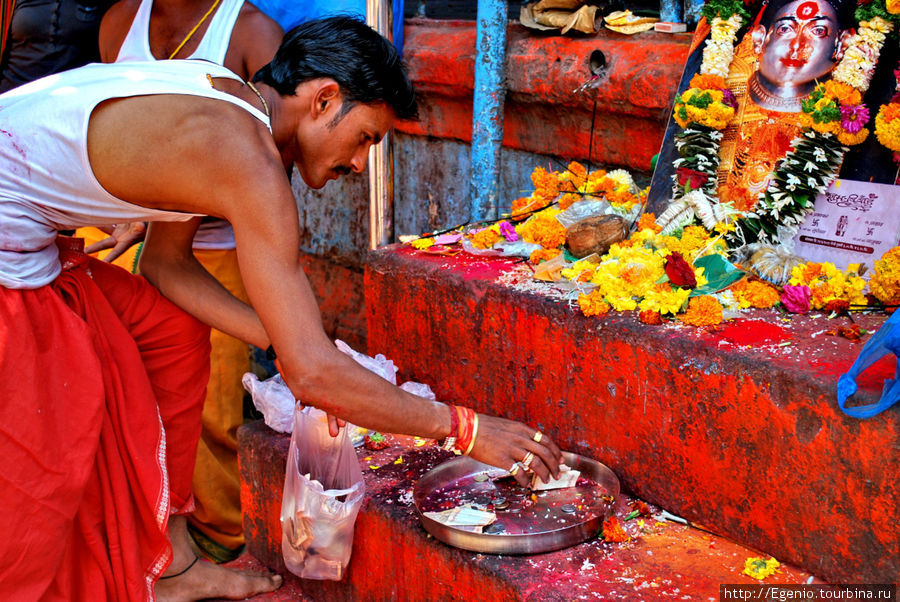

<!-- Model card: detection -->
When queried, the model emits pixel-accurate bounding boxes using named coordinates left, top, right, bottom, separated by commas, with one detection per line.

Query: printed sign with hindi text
left=793, top=179, right=899, bottom=271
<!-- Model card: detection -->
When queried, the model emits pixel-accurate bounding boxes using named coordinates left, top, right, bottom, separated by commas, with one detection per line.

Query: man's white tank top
left=116, top=0, right=248, bottom=250
left=0, top=60, right=271, bottom=289
left=116, top=0, right=245, bottom=65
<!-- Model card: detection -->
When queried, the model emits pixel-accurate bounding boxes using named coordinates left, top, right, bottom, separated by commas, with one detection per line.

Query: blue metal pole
left=469, top=0, right=508, bottom=222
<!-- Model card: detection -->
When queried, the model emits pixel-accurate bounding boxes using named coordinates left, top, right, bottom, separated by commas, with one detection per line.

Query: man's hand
left=84, top=222, right=147, bottom=262
left=468, top=415, right=563, bottom=488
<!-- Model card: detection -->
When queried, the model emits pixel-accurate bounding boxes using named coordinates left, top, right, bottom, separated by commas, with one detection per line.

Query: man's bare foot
left=155, top=556, right=282, bottom=601
left=155, top=516, right=282, bottom=601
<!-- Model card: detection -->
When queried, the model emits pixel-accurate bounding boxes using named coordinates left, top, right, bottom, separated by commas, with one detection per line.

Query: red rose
left=676, top=167, right=709, bottom=191
left=665, top=252, right=697, bottom=288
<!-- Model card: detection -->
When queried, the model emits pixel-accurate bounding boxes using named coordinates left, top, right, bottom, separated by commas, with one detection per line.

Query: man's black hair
left=757, top=0, right=855, bottom=29
left=253, top=16, right=418, bottom=121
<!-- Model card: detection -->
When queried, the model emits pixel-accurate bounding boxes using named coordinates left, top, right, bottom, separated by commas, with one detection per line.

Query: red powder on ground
left=716, top=319, right=791, bottom=346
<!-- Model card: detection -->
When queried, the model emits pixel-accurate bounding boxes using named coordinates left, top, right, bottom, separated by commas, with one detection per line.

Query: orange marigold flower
left=731, top=279, right=781, bottom=309
left=680, top=295, right=723, bottom=327
left=639, top=310, right=663, bottom=325
left=689, top=73, right=727, bottom=90
left=558, top=193, right=581, bottom=210
left=511, top=195, right=552, bottom=220
left=824, top=80, right=862, bottom=106
left=565, top=161, right=587, bottom=190
left=823, top=299, right=850, bottom=315
left=884, top=103, right=900, bottom=123
left=531, top=167, right=560, bottom=199
left=629, top=500, right=652, bottom=516
left=520, top=212, right=567, bottom=249
left=578, top=290, right=611, bottom=317
left=530, top=248, right=562, bottom=264
left=602, top=516, right=630, bottom=543
left=637, top=212, right=662, bottom=233
left=470, top=227, right=501, bottom=250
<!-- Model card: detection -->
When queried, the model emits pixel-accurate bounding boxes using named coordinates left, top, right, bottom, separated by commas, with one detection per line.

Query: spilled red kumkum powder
left=715, top=319, right=791, bottom=346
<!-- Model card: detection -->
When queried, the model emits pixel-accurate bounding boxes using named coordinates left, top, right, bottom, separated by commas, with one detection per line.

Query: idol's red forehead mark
left=796, top=1, right=820, bottom=19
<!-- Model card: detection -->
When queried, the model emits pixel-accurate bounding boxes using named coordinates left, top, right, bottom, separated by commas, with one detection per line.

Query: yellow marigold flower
left=578, top=290, right=611, bottom=317
left=887, top=0, right=899, bottom=14
left=731, top=279, right=780, bottom=309
left=743, top=557, right=781, bottom=580
left=562, top=259, right=599, bottom=283
left=410, top=237, right=434, bottom=250
left=529, top=248, right=562, bottom=264
left=639, top=284, right=691, bottom=316
left=679, top=295, right=723, bottom=326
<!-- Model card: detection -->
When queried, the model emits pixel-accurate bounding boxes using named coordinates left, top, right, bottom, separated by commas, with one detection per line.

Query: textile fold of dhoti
left=0, top=240, right=210, bottom=600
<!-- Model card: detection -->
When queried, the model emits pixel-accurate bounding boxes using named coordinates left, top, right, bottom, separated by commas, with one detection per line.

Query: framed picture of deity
left=646, top=0, right=900, bottom=269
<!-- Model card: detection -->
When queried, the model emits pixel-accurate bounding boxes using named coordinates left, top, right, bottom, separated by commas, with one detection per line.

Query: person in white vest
left=76, top=0, right=283, bottom=564
left=0, top=16, right=563, bottom=600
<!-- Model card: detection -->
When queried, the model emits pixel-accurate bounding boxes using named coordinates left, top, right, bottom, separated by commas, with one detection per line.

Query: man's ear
left=311, top=80, right=341, bottom=119
left=751, top=25, right=767, bottom=55
left=833, top=29, right=854, bottom=62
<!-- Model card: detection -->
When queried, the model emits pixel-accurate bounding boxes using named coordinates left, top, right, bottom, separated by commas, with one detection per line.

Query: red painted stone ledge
left=364, top=245, right=899, bottom=586
left=238, top=422, right=817, bottom=600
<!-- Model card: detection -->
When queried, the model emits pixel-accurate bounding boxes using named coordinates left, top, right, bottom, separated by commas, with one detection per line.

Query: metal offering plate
left=414, top=452, right=619, bottom=554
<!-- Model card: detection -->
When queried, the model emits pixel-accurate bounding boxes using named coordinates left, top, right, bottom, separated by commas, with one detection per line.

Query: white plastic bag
left=281, top=407, right=365, bottom=580
left=242, top=372, right=296, bottom=433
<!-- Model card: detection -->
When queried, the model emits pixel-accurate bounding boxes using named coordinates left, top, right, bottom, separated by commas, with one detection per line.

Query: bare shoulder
left=98, top=0, right=141, bottom=62
left=88, top=94, right=285, bottom=218
left=226, top=3, right=284, bottom=79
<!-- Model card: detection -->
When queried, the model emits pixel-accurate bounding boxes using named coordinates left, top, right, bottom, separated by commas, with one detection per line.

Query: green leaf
left=691, top=254, right=746, bottom=297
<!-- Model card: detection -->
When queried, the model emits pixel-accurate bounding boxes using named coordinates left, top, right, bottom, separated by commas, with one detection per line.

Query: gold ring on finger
left=532, top=431, right=543, bottom=443
left=521, top=451, right=535, bottom=470
left=508, top=463, right=520, bottom=477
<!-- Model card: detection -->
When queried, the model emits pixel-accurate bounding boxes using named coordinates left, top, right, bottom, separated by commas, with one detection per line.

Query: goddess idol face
left=753, top=0, right=849, bottom=95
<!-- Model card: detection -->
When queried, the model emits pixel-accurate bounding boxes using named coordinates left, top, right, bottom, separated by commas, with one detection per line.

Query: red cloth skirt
left=0, top=240, right=210, bottom=600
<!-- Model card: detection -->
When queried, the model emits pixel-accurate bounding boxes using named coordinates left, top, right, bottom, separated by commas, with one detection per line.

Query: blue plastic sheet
left=837, top=311, right=900, bottom=418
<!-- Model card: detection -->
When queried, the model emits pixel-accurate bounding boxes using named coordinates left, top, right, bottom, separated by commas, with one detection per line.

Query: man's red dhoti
left=0, top=242, right=210, bottom=600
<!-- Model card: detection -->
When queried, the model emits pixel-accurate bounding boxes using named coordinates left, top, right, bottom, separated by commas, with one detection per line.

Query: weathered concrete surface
left=363, top=246, right=899, bottom=585
left=397, top=19, right=692, bottom=171
left=238, top=422, right=816, bottom=600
